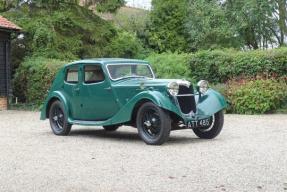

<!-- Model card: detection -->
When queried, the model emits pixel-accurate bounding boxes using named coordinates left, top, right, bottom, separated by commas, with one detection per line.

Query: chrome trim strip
left=176, top=94, right=195, bottom=97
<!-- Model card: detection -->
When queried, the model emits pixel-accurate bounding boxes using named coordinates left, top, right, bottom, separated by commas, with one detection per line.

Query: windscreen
left=107, top=64, right=154, bottom=80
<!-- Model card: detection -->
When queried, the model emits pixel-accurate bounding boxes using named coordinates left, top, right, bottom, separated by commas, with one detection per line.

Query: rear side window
left=84, top=65, right=105, bottom=84
left=65, top=66, right=78, bottom=84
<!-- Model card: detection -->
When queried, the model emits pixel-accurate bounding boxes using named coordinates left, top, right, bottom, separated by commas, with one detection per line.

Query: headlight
left=167, top=82, right=179, bottom=96
left=197, top=80, right=209, bottom=94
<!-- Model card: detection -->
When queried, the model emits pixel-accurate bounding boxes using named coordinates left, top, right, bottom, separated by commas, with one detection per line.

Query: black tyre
left=49, top=100, right=72, bottom=136
left=193, top=110, right=224, bottom=139
left=136, top=102, right=171, bottom=145
left=103, top=125, right=119, bottom=131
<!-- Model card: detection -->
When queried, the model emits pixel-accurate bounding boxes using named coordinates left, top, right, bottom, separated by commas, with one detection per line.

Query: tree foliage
left=186, top=0, right=239, bottom=51
left=3, top=4, right=117, bottom=61
left=0, top=0, right=124, bottom=12
left=223, top=0, right=278, bottom=49
left=146, top=0, right=287, bottom=52
left=0, top=0, right=18, bottom=11
left=146, top=0, right=189, bottom=52
left=274, top=0, right=287, bottom=46
left=105, top=31, right=146, bottom=58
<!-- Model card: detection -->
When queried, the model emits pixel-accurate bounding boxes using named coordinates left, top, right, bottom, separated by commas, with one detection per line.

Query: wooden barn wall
left=0, top=31, right=11, bottom=97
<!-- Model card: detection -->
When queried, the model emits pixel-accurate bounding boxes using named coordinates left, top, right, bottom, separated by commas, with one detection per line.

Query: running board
left=69, top=119, right=112, bottom=126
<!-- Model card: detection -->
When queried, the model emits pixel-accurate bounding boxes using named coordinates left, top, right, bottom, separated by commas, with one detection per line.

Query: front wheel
left=193, top=110, right=224, bottom=139
left=49, top=100, right=72, bottom=136
left=136, top=102, right=171, bottom=145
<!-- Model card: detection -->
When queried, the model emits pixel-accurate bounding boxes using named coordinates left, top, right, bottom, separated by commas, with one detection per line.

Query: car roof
left=65, top=58, right=149, bottom=67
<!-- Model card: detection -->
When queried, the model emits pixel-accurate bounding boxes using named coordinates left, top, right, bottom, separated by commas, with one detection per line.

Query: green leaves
left=224, top=0, right=278, bottom=49
left=146, top=0, right=189, bottom=52
left=146, top=52, right=193, bottom=81
left=4, top=3, right=117, bottom=61
left=13, top=57, right=68, bottom=105
left=186, top=0, right=239, bottom=50
left=146, top=0, right=287, bottom=51
left=227, top=79, right=287, bottom=114
left=105, top=31, right=146, bottom=59
left=95, top=0, right=125, bottom=13
left=189, top=48, right=287, bottom=83
left=145, top=48, right=287, bottom=84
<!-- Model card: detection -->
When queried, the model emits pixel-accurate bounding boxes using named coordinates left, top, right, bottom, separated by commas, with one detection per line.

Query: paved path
left=0, top=111, right=287, bottom=192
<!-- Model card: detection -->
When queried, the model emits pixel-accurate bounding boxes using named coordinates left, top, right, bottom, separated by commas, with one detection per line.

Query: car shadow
left=167, top=136, right=208, bottom=145
left=70, top=129, right=141, bottom=142
left=69, top=128, right=210, bottom=145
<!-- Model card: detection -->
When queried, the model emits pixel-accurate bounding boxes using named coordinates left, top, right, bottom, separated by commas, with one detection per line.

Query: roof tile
left=0, top=15, right=21, bottom=31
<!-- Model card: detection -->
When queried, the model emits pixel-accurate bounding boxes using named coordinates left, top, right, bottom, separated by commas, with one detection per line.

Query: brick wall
left=0, top=97, right=7, bottom=110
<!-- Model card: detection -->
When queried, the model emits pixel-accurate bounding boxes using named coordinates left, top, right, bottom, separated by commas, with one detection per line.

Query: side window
left=84, top=65, right=105, bottom=84
left=65, top=66, right=79, bottom=84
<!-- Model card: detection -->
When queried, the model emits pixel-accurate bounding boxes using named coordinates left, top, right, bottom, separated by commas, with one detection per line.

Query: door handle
left=104, top=87, right=112, bottom=91
left=74, top=87, right=80, bottom=92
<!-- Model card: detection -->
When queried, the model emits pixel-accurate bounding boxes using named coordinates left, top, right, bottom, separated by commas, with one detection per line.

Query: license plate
left=187, top=118, right=210, bottom=128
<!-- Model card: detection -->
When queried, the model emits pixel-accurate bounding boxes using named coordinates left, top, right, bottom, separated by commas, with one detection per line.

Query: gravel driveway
left=0, top=110, right=286, bottom=192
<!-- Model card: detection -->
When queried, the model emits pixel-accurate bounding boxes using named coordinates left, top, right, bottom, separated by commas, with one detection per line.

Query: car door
left=77, top=64, right=119, bottom=121
left=63, top=65, right=82, bottom=119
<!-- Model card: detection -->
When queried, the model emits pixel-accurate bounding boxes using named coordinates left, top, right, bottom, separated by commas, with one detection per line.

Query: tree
left=82, top=0, right=125, bottom=13
left=0, top=0, right=18, bottom=11
left=146, top=0, right=287, bottom=51
left=146, top=0, right=189, bottom=53
left=274, top=0, right=287, bottom=46
left=186, top=0, right=240, bottom=51
left=224, top=0, right=279, bottom=49
left=105, top=31, right=145, bottom=58
left=0, top=0, right=124, bottom=13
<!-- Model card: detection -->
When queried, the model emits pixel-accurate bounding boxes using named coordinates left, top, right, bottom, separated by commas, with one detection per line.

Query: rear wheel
left=49, top=101, right=72, bottom=136
left=103, top=125, right=119, bottom=132
left=136, top=102, right=171, bottom=145
left=193, top=110, right=224, bottom=139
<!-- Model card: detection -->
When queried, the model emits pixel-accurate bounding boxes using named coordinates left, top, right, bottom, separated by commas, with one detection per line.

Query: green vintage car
left=41, top=58, right=227, bottom=145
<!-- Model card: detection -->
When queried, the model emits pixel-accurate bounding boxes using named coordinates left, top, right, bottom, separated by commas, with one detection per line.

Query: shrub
left=13, top=57, right=68, bottom=106
left=189, top=48, right=287, bottom=83
left=145, top=48, right=287, bottom=84
left=105, top=31, right=147, bottom=59
left=226, top=78, right=287, bottom=114
left=146, top=52, right=193, bottom=81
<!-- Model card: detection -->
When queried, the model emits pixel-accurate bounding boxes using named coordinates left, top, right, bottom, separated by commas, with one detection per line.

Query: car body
left=41, top=58, right=227, bottom=145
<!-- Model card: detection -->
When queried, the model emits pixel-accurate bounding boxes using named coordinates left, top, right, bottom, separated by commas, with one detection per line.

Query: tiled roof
left=0, top=15, right=21, bottom=31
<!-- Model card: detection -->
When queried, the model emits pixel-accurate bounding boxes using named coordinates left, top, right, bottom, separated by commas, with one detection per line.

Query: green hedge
left=189, top=48, right=287, bottom=83
left=13, top=57, right=68, bottom=106
left=147, top=48, right=287, bottom=83
left=226, top=78, right=287, bottom=114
